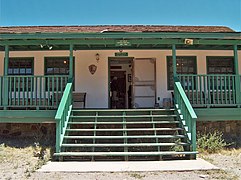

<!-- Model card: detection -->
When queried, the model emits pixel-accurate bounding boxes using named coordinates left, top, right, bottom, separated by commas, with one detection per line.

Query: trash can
left=163, top=98, right=171, bottom=109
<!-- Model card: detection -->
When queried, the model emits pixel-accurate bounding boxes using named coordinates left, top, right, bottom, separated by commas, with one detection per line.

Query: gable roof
left=0, top=25, right=235, bottom=34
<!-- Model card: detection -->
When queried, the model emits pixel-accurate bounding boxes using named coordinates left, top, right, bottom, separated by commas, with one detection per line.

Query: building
left=0, top=25, right=240, bottom=160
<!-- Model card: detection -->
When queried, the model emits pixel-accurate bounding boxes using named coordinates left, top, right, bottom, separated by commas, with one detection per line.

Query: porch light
left=48, top=45, right=53, bottom=50
left=95, top=53, right=100, bottom=63
left=63, top=60, right=67, bottom=64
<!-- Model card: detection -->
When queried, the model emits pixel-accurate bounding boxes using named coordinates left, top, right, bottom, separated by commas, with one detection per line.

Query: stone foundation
left=0, top=121, right=240, bottom=147
left=0, top=123, right=56, bottom=145
left=197, top=121, right=241, bottom=147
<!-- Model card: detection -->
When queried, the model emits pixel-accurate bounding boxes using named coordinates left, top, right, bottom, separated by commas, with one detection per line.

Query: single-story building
left=0, top=25, right=240, bottom=161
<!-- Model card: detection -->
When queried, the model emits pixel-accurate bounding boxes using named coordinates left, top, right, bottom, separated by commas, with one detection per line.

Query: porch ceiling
left=0, top=32, right=241, bottom=51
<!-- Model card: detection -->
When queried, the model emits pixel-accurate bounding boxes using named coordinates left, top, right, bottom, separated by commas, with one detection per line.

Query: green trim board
left=0, top=108, right=240, bottom=123
left=1, top=39, right=241, bottom=46
left=1, top=32, right=241, bottom=40
left=194, top=108, right=241, bottom=121
left=0, top=110, right=56, bottom=123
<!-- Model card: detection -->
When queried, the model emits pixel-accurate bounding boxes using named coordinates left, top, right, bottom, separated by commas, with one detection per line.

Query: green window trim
left=44, top=56, right=75, bottom=91
left=167, top=56, right=197, bottom=90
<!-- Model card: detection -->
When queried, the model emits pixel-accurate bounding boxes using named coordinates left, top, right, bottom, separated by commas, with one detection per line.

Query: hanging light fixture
left=95, top=53, right=100, bottom=63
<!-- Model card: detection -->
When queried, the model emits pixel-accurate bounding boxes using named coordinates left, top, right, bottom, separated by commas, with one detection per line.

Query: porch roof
left=0, top=25, right=240, bottom=51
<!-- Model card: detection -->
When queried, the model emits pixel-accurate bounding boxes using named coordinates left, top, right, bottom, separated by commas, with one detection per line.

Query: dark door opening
left=109, top=58, right=133, bottom=109
left=110, top=71, right=126, bottom=109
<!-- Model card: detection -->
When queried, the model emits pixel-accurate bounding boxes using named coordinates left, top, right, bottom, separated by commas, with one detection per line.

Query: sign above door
left=115, top=52, right=129, bottom=57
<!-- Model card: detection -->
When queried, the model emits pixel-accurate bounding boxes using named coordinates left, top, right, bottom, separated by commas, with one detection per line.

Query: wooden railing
left=55, top=82, right=73, bottom=153
left=174, top=81, right=197, bottom=151
left=177, top=74, right=241, bottom=107
left=0, top=75, right=68, bottom=109
left=0, top=76, right=3, bottom=107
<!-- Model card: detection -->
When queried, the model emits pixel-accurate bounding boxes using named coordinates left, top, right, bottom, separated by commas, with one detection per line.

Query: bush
left=197, top=130, right=231, bottom=153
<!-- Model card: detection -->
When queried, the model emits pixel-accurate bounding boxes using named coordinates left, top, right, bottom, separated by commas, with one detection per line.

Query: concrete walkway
left=38, top=158, right=218, bottom=172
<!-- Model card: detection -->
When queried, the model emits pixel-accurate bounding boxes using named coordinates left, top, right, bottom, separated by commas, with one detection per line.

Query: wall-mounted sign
left=115, top=40, right=131, bottom=47
left=115, top=52, right=128, bottom=57
left=89, top=64, right=97, bottom=75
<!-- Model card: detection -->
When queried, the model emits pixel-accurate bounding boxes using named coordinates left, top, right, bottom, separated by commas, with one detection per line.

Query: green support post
left=3, top=45, right=9, bottom=109
left=172, top=44, right=177, bottom=79
left=233, top=45, right=240, bottom=105
left=69, top=44, right=74, bottom=83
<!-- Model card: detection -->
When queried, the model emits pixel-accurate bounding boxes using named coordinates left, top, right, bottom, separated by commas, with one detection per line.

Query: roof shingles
left=0, top=25, right=235, bottom=34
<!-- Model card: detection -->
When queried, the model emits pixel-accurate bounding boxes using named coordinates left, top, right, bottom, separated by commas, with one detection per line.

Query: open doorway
left=109, top=57, right=133, bottom=109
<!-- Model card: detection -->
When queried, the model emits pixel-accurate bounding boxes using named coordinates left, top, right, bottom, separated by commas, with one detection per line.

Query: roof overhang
left=0, top=32, right=241, bottom=51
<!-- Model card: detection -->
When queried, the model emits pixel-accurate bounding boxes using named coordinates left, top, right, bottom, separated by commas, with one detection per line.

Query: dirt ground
left=0, top=137, right=240, bottom=180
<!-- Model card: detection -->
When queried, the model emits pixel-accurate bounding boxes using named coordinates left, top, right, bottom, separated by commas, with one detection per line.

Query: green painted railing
left=55, top=82, right=73, bottom=153
left=177, top=74, right=241, bottom=107
left=0, top=75, right=68, bottom=109
left=174, top=81, right=197, bottom=151
left=0, top=76, right=3, bottom=107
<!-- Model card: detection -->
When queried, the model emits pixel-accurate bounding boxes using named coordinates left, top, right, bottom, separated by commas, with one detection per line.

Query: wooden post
left=3, top=45, right=9, bottom=109
left=234, top=45, right=239, bottom=75
left=69, top=44, right=74, bottom=83
left=172, top=44, right=177, bottom=78
left=233, top=45, right=240, bottom=105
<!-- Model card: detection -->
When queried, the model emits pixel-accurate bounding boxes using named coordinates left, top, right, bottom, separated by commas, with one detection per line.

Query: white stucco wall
left=0, top=50, right=241, bottom=108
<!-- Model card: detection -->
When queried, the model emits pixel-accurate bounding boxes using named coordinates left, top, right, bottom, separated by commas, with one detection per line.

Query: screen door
left=132, top=58, right=156, bottom=108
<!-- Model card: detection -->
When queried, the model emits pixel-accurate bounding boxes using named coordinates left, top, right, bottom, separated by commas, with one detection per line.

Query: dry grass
left=0, top=142, right=51, bottom=179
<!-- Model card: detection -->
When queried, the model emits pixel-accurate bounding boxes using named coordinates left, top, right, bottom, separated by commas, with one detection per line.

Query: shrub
left=197, top=130, right=231, bottom=153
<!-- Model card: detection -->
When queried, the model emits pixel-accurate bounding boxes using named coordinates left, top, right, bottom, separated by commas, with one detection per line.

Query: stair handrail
left=174, top=80, right=197, bottom=151
left=55, top=82, right=73, bottom=153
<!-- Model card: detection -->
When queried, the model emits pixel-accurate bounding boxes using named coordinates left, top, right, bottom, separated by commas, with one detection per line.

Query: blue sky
left=0, top=0, right=240, bottom=31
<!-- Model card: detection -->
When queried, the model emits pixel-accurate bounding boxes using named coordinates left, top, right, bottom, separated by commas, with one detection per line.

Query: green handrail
left=55, top=82, right=73, bottom=153
left=174, top=80, right=197, bottom=151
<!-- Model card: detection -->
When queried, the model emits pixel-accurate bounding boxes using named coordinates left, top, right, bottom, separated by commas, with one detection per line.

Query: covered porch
left=0, top=29, right=241, bottom=111
left=0, top=26, right=241, bottom=160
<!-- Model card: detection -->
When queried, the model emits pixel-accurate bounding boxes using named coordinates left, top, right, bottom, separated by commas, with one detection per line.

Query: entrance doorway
left=109, top=57, right=156, bottom=109
left=109, top=58, right=133, bottom=109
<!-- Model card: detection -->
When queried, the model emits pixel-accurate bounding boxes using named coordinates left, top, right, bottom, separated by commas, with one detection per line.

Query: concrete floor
left=38, top=158, right=218, bottom=172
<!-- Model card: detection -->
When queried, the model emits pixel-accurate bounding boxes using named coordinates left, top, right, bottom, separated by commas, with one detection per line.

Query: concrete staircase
left=54, top=109, right=197, bottom=161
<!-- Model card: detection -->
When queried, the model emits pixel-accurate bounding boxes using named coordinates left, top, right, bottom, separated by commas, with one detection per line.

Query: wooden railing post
left=3, top=45, right=9, bottom=109
left=69, top=44, right=74, bottom=82
left=172, top=44, right=177, bottom=78
left=234, top=45, right=240, bottom=105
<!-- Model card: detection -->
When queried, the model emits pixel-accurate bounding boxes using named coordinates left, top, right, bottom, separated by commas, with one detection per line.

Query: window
left=45, top=57, right=75, bottom=91
left=207, top=56, right=234, bottom=90
left=8, top=57, right=34, bottom=91
left=167, top=56, right=197, bottom=90
left=207, top=56, right=234, bottom=74
left=8, top=57, right=34, bottom=75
